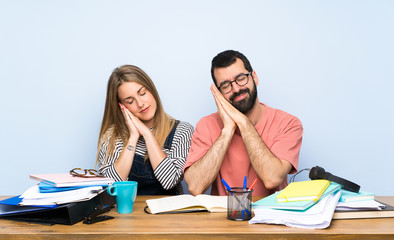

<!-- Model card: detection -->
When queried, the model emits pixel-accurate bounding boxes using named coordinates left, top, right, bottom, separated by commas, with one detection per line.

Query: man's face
left=214, top=58, right=258, bottom=114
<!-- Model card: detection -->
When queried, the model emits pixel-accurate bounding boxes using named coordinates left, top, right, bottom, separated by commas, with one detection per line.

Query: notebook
left=276, top=179, right=331, bottom=202
left=253, top=182, right=341, bottom=211
left=339, top=189, right=375, bottom=202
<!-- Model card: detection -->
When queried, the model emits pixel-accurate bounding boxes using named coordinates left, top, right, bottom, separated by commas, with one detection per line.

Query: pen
left=243, top=176, right=247, bottom=191
left=249, top=178, right=258, bottom=191
left=221, top=179, right=233, bottom=195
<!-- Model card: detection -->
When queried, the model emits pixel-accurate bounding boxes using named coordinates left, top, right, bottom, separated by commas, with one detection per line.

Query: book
left=276, top=179, right=331, bottom=202
left=30, top=173, right=114, bottom=187
left=333, top=200, right=394, bottom=219
left=253, top=182, right=341, bottom=211
left=145, top=194, right=227, bottom=214
left=339, top=189, right=375, bottom=202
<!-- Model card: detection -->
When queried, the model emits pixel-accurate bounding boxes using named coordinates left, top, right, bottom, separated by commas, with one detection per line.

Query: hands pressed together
left=118, top=103, right=151, bottom=141
left=210, top=84, right=248, bottom=132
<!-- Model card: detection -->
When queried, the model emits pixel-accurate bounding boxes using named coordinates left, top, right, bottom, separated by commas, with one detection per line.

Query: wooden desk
left=0, top=196, right=393, bottom=240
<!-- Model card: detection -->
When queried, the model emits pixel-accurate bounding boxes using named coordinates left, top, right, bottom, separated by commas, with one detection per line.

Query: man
left=183, top=50, right=303, bottom=196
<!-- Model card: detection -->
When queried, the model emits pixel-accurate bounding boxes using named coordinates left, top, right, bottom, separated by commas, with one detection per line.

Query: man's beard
left=229, top=82, right=257, bottom=114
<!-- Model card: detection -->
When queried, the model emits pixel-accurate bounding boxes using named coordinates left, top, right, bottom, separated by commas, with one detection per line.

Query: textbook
left=253, top=182, right=341, bottom=211
left=145, top=194, right=227, bottom=214
left=276, top=179, right=331, bottom=203
left=30, top=173, right=114, bottom=187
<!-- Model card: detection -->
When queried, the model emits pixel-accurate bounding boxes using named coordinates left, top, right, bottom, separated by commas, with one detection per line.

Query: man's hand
left=210, top=84, right=248, bottom=128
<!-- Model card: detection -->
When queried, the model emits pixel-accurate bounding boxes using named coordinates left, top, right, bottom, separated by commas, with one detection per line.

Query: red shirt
left=183, top=103, right=303, bottom=196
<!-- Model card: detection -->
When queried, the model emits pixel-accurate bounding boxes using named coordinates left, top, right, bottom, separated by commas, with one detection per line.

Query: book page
left=146, top=195, right=206, bottom=214
left=195, top=194, right=227, bottom=212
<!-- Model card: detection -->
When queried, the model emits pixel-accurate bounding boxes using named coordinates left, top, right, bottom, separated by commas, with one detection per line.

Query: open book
left=145, top=194, right=227, bottom=214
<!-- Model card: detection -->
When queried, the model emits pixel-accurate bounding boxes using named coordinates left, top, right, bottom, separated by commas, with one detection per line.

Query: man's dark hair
left=211, top=50, right=253, bottom=85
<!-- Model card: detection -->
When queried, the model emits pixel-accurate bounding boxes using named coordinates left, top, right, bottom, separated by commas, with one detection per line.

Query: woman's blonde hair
left=95, top=65, right=174, bottom=166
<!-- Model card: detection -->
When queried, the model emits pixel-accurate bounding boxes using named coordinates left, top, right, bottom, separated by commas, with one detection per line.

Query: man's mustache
left=229, top=88, right=250, bottom=102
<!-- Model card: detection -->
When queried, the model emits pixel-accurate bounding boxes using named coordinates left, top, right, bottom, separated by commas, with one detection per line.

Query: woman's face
left=117, top=81, right=157, bottom=127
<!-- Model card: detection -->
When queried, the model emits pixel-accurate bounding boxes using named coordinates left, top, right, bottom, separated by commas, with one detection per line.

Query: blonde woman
left=96, top=65, right=193, bottom=195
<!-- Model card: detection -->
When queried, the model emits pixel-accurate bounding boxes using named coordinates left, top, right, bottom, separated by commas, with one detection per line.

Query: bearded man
left=183, top=50, right=303, bottom=197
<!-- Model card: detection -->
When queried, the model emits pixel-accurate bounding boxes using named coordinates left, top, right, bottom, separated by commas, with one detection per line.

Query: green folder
left=252, top=182, right=342, bottom=211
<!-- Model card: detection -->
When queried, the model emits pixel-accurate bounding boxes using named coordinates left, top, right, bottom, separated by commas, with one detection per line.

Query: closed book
left=30, top=173, right=114, bottom=187
left=253, top=182, right=341, bottom=211
left=276, top=179, right=331, bottom=202
left=339, top=189, right=375, bottom=202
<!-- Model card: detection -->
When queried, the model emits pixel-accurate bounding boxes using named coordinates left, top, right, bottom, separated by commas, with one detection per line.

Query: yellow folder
left=276, top=179, right=331, bottom=202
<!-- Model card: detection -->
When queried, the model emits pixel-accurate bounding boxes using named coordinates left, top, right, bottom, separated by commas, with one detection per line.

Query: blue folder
left=0, top=196, right=57, bottom=216
left=38, top=182, right=108, bottom=193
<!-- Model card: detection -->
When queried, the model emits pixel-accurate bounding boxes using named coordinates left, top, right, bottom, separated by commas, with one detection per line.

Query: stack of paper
left=250, top=191, right=341, bottom=229
left=13, top=172, right=115, bottom=206
left=19, top=184, right=103, bottom=206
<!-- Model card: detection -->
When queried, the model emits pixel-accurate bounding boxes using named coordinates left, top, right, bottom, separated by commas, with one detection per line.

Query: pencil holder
left=227, top=187, right=253, bottom=221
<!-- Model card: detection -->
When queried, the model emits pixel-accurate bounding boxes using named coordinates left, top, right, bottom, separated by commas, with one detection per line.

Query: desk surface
left=0, top=196, right=393, bottom=240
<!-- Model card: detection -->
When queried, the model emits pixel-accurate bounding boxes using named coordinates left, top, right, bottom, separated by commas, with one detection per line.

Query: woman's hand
left=119, top=103, right=140, bottom=141
left=119, top=103, right=151, bottom=139
left=119, top=103, right=164, bottom=171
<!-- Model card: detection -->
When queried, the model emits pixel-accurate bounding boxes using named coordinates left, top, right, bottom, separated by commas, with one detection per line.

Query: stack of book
left=333, top=189, right=394, bottom=219
left=18, top=173, right=115, bottom=205
left=251, top=180, right=394, bottom=229
left=251, top=180, right=342, bottom=229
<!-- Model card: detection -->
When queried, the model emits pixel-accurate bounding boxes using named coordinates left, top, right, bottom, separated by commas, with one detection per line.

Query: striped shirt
left=98, top=121, right=194, bottom=191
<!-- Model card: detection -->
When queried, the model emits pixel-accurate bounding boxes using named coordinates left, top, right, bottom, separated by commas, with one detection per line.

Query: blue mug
left=107, top=181, right=138, bottom=214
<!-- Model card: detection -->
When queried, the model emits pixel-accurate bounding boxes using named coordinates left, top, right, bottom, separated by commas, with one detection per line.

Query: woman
left=96, top=65, right=193, bottom=195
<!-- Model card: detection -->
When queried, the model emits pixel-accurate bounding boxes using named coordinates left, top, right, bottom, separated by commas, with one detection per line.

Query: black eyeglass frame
left=218, top=72, right=252, bottom=94
left=70, top=168, right=104, bottom=178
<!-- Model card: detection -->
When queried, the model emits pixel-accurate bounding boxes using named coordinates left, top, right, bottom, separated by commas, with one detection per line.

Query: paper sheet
left=19, top=184, right=102, bottom=205
left=249, top=191, right=341, bottom=229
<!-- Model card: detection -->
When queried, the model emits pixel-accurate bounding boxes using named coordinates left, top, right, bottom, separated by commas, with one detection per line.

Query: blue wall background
left=1, top=0, right=393, bottom=196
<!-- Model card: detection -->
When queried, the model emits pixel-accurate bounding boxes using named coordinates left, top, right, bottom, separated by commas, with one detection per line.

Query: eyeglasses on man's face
left=218, top=72, right=252, bottom=94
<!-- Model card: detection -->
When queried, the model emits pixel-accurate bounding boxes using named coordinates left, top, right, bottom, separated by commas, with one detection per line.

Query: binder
left=0, top=190, right=115, bottom=225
